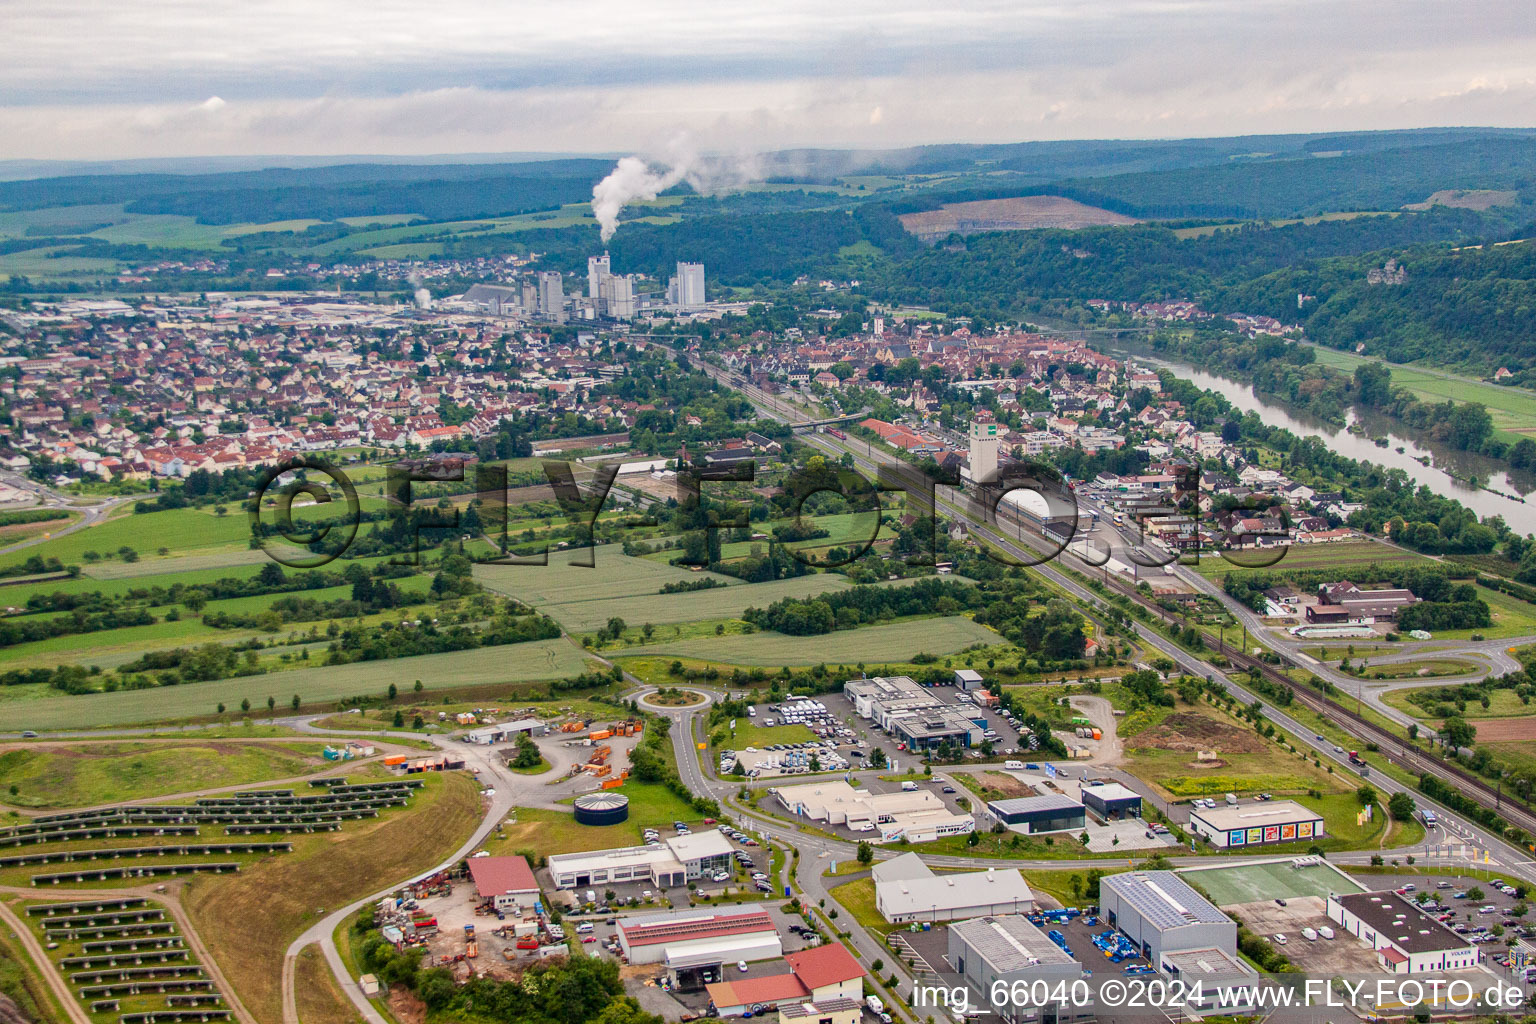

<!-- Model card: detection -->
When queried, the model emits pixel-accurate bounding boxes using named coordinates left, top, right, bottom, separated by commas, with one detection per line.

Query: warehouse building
left=1081, top=782, right=1142, bottom=821
left=987, top=794, right=1086, bottom=835
left=773, top=781, right=975, bottom=844
left=1188, top=800, right=1324, bottom=848
left=547, top=831, right=733, bottom=890
left=466, top=855, right=540, bottom=911
left=1099, top=871, right=1236, bottom=965
left=461, top=718, right=547, bottom=744
left=873, top=853, right=1035, bottom=923
left=948, top=915, right=1087, bottom=1024
left=1326, top=891, right=1481, bottom=975
left=618, top=906, right=782, bottom=985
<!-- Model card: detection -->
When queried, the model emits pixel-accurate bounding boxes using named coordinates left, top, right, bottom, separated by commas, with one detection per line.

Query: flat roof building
left=1188, top=799, right=1324, bottom=848
left=617, top=905, right=781, bottom=979
left=890, top=706, right=985, bottom=750
left=461, top=719, right=547, bottom=744
left=873, top=853, right=1034, bottom=923
left=1099, top=871, right=1236, bottom=965
left=1081, top=782, right=1142, bottom=821
left=547, top=831, right=733, bottom=890
left=773, top=781, right=975, bottom=844
left=1327, top=891, right=1480, bottom=975
left=987, top=794, right=1086, bottom=835
left=948, top=915, right=1086, bottom=1024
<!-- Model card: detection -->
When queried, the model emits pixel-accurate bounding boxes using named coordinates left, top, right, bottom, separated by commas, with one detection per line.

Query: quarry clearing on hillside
left=899, top=195, right=1138, bottom=241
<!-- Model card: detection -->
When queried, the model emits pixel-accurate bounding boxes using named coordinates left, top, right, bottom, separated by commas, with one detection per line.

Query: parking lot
left=1228, top=896, right=1384, bottom=973
left=1363, top=872, right=1536, bottom=983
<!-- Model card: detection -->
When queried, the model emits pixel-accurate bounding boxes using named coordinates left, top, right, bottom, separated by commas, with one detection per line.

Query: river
left=1097, top=340, right=1536, bottom=524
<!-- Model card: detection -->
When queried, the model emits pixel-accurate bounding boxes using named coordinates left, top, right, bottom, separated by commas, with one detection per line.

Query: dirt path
left=1069, top=695, right=1123, bottom=764
left=0, top=898, right=93, bottom=1024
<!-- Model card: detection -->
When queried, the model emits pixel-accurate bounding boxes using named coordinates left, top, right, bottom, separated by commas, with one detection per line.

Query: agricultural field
left=5, top=638, right=592, bottom=731
left=0, top=739, right=342, bottom=808
left=620, top=616, right=998, bottom=667
left=183, top=771, right=480, bottom=1024
left=1191, top=539, right=1432, bottom=580
left=1309, top=346, right=1536, bottom=442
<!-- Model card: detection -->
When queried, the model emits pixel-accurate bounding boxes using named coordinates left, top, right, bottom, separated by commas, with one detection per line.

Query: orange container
left=383, top=755, right=407, bottom=766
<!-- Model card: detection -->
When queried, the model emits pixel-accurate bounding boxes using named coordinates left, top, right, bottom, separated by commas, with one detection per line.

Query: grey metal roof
left=1101, top=871, right=1229, bottom=929
left=950, top=915, right=1076, bottom=971
left=988, top=794, right=1083, bottom=816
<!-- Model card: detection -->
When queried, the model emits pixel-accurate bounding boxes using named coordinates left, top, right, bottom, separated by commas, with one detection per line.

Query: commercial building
left=1326, top=891, right=1481, bottom=975
left=843, top=675, right=985, bottom=748
left=460, top=719, right=547, bottom=744
left=617, top=906, right=781, bottom=982
left=772, top=780, right=974, bottom=844
left=948, top=915, right=1086, bottom=1024
left=890, top=707, right=985, bottom=751
left=873, top=853, right=1034, bottom=923
left=1160, top=948, right=1258, bottom=1013
left=546, top=831, right=733, bottom=890
left=1099, top=871, right=1236, bottom=965
left=1187, top=799, right=1324, bottom=848
left=1081, top=782, right=1142, bottom=821
left=705, top=943, right=865, bottom=1017
left=987, top=795, right=1086, bottom=835
left=953, top=668, right=985, bottom=690
left=466, top=855, right=540, bottom=911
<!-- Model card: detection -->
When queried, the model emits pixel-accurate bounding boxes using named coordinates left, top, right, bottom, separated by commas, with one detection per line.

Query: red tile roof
left=785, top=943, right=865, bottom=990
left=705, top=973, right=808, bottom=1008
left=466, top=856, right=538, bottom=898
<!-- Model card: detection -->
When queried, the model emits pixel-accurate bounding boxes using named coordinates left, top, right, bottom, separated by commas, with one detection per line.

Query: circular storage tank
left=573, top=792, right=629, bottom=826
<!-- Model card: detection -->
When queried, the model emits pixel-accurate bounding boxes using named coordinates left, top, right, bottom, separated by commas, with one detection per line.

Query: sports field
left=1179, top=859, right=1366, bottom=907
left=6, top=638, right=591, bottom=730
left=625, top=616, right=998, bottom=666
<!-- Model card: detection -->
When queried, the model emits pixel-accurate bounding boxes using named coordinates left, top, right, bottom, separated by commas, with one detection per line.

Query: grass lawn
left=0, top=920, right=66, bottom=1024
left=1431, top=585, right=1536, bottom=641
left=1356, top=658, right=1480, bottom=679
left=293, top=944, right=364, bottom=1024
left=716, top=722, right=819, bottom=749
left=0, top=740, right=336, bottom=809
left=6, top=638, right=593, bottom=730
left=622, top=616, right=998, bottom=666
left=485, top=783, right=704, bottom=856
left=827, top=877, right=897, bottom=938
left=183, top=771, right=481, bottom=1024
left=1383, top=685, right=1531, bottom=720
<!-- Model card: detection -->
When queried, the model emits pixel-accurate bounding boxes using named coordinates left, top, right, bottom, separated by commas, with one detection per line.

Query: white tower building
left=969, top=415, right=1000, bottom=483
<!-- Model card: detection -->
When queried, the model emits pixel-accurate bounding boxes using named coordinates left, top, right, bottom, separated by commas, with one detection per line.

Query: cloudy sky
left=3, top=0, right=1535, bottom=160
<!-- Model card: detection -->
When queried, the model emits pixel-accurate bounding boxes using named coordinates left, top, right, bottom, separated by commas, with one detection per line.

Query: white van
left=1318, top=926, right=1335, bottom=940
left=1225, top=793, right=1238, bottom=805
left=901, top=781, right=918, bottom=792
left=747, top=706, right=757, bottom=717
left=1301, top=927, right=1318, bottom=942
left=1004, top=760, right=1025, bottom=770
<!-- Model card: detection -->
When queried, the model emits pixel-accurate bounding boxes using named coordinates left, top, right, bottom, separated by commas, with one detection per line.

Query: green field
left=1179, top=859, right=1367, bottom=907
left=1309, top=346, right=1536, bottom=442
left=622, top=616, right=998, bottom=666
left=6, top=638, right=591, bottom=730
left=719, top=722, right=819, bottom=749
left=1192, top=539, right=1432, bottom=579
left=0, top=739, right=337, bottom=808
left=478, top=546, right=937, bottom=634
left=484, top=781, right=706, bottom=856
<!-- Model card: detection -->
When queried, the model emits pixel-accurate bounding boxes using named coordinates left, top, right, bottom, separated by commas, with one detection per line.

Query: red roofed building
left=785, top=944, right=865, bottom=999
left=465, top=855, right=539, bottom=911
left=706, top=943, right=866, bottom=1016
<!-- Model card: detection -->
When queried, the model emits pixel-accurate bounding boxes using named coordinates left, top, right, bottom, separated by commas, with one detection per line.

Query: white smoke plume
left=591, top=139, right=763, bottom=242
left=407, top=272, right=432, bottom=311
